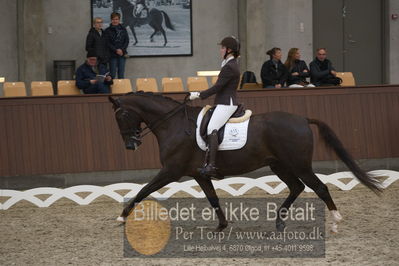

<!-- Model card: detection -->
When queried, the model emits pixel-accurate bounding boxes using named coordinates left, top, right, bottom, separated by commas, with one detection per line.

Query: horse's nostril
left=126, top=142, right=135, bottom=150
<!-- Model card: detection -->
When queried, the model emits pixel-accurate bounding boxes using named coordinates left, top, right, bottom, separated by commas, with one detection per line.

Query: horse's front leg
left=194, top=177, right=228, bottom=232
left=117, top=169, right=179, bottom=221
left=129, top=23, right=138, bottom=45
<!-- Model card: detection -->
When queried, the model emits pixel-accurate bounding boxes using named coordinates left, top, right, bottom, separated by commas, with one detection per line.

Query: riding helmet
left=219, top=36, right=240, bottom=52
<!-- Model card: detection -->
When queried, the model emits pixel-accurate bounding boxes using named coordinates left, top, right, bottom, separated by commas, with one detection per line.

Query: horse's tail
left=161, top=11, right=175, bottom=31
left=307, top=118, right=383, bottom=195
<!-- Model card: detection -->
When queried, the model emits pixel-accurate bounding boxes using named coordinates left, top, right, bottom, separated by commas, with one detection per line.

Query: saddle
left=200, top=104, right=248, bottom=145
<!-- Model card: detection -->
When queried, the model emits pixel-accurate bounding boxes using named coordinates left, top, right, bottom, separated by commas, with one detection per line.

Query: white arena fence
left=0, top=170, right=398, bottom=210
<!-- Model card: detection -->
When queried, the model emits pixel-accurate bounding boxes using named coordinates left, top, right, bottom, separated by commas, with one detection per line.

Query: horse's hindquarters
left=214, top=112, right=314, bottom=176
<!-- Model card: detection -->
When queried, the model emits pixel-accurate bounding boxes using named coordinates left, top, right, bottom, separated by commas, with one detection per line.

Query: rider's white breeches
left=207, top=98, right=238, bottom=135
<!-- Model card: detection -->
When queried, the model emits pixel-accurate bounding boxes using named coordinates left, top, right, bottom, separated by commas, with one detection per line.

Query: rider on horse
left=189, top=36, right=241, bottom=179
left=134, top=0, right=149, bottom=18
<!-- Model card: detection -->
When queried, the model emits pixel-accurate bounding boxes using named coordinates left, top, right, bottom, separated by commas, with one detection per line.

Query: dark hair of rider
left=226, top=48, right=240, bottom=59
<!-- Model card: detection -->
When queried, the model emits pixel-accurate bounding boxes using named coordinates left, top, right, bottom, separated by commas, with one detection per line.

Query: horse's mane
left=124, top=91, right=183, bottom=105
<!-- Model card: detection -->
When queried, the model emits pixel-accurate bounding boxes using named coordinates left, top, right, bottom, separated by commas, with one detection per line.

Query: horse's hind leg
left=195, top=177, right=228, bottom=232
left=270, top=162, right=305, bottom=231
left=118, top=169, right=178, bottom=220
left=297, top=168, right=343, bottom=233
left=160, top=27, right=167, bottom=46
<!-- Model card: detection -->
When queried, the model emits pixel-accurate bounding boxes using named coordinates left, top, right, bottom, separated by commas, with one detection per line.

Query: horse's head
left=109, top=96, right=143, bottom=150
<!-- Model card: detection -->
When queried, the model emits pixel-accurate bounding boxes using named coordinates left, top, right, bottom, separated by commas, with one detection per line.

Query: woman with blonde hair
left=284, top=48, right=314, bottom=88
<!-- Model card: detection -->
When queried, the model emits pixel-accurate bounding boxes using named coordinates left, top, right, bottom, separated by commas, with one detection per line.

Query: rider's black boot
left=199, top=130, right=223, bottom=179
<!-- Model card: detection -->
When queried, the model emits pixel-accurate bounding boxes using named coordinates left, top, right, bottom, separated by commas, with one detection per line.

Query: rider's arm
left=199, top=64, right=234, bottom=99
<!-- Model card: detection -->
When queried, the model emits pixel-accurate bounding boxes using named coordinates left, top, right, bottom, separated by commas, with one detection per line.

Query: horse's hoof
left=214, top=223, right=228, bottom=232
left=331, top=210, right=343, bottom=223
left=116, top=216, right=126, bottom=223
left=276, top=220, right=286, bottom=232
left=331, top=222, right=338, bottom=233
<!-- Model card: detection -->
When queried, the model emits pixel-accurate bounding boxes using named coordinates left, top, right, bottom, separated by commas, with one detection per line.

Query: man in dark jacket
left=310, top=48, right=340, bottom=86
left=85, top=17, right=110, bottom=66
left=104, top=12, right=129, bottom=79
left=75, top=52, right=113, bottom=94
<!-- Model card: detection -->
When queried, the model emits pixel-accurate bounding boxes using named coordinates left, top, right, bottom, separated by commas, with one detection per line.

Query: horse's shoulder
left=189, top=105, right=203, bottom=114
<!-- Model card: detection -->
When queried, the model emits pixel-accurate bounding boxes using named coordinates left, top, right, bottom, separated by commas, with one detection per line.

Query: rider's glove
left=189, top=92, right=201, bottom=101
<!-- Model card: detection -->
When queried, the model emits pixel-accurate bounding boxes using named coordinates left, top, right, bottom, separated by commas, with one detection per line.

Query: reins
left=139, top=95, right=191, bottom=138
left=115, top=94, right=193, bottom=140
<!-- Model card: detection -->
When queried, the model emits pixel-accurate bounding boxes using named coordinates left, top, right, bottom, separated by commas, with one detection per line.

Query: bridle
left=113, top=95, right=192, bottom=143
left=114, top=106, right=143, bottom=145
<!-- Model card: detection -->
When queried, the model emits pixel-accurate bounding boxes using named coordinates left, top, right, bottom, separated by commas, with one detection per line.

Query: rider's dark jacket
left=199, top=58, right=240, bottom=105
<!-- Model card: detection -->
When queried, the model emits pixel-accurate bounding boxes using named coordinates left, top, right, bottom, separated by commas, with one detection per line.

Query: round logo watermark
left=125, top=200, right=171, bottom=255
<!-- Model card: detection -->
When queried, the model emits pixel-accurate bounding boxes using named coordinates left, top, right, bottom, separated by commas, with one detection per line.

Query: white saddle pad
left=196, top=107, right=251, bottom=151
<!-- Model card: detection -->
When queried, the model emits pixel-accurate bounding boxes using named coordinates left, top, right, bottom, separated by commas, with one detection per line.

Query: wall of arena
left=0, top=0, right=376, bottom=95
left=0, top=85, right=398, bottom=189
left=2, top=0, right=399, bottom=95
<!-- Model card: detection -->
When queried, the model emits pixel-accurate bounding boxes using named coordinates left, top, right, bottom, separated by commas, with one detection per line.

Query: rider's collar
left=221, top=56, right=235, bottom=68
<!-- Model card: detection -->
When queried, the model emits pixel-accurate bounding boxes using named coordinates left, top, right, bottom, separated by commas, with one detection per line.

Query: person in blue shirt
left=75, top=52, right=113, bottom=94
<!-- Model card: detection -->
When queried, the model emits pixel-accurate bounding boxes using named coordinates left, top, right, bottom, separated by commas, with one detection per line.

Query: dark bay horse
left=108, top=92, right=382, bottom=233
left=114, top=0, right=175, bottom=46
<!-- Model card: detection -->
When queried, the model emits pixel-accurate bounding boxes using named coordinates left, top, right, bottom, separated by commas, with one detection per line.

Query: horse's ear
left=108, top=96, right=120, bottom=108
